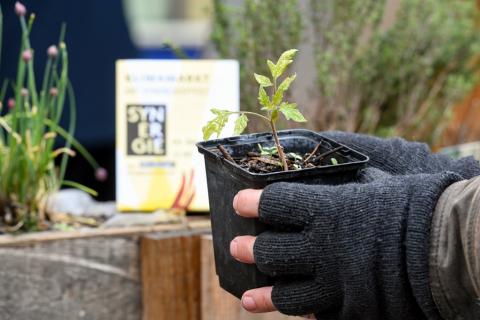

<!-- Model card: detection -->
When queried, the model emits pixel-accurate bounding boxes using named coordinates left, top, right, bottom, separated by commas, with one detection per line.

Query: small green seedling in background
left=202, top=49, right=306, bottom=171
left=258, top=144, right=277, bottom=156
left=331, top=158, right=338, bottom=165
left=287, top=152, right=303, bottom=161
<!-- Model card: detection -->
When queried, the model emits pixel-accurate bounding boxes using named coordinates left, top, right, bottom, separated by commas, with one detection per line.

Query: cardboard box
left=116, top=60, right=239, bottom=212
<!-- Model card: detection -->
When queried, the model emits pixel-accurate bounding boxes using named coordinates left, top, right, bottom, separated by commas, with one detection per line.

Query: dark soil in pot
left=197, top=129, right=369, bottom=298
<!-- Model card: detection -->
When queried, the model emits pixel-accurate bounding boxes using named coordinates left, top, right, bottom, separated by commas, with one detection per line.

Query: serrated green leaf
left=279, top=103, right=307, bottom=122
left=254, top=73, right=272, bottom=87
left=273, top=89, right=283, bottom=106
left=267, top=60, right=277, bottom=78
left=202, top=109, right=232, bottom=140
left=211, top=108, right=232, bottom=117
left=277, top=49, right=298, bottom=65
left=273, top=74, right=296, bottom=106
left=202, top=120, right=218, bottom=140
left=278, top=74, right=296, bottom=92
left=275, top=60, right=292, bottom=78
left=258, top=86, right=271, bottom=108
left=275, top=49, right=298, bottom=77
left=234, top=114, right=248, bottom=135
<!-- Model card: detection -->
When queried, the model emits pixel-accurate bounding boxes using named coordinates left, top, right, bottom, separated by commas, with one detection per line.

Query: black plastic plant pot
left=196, top=129, right=369, bottom=299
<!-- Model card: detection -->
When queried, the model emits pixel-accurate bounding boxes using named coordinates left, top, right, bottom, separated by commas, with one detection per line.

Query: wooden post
left=200, top=235, right=295, bottom=320
left=141, top=231, right=203, bottom=320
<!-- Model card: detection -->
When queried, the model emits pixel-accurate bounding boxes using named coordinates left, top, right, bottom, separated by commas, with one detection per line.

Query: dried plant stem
left=270, top=120, right=288, bottom=171
left=303, top=143, right=321, bottom=163
left=314, top=146, right=343, bottom=162
left=216, top=144, right=235, bottom=163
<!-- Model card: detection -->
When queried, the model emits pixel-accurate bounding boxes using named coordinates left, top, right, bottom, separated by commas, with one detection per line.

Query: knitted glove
left=323, top=131, right=480, bottom=178
left=253, top=168, right=461, bottom=319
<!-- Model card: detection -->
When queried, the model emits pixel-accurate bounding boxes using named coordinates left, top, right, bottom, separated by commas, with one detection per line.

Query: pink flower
left=47, top=45, right=58, bottom=59
left=22, top=49, right=32, bottom=62
left=21, top=88, right=28, bottom=97
left=49, top=87, right=58, bottom=97
left=7, top=98, right=15, bottom=110
left=95, top=167, right=108, bottom=182
left=15, top=2, right=27, bottom=17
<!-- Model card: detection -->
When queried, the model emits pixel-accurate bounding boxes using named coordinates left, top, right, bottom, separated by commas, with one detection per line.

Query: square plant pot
left=197, top=129, right=369, bottom=298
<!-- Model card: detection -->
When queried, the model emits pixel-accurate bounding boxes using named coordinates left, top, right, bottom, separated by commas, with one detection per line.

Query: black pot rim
left=196, top=129, right=369, bottom=182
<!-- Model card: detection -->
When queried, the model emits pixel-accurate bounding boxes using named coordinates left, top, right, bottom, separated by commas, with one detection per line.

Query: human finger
left=230, top=235, right=255, bottom=264
left=233, top=189, right=262, bottom=218
left=241, top=286, right=276, bottom=313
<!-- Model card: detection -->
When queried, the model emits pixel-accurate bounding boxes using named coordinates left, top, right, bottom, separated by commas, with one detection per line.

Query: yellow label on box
left=116, top=60, right=239, bottom=212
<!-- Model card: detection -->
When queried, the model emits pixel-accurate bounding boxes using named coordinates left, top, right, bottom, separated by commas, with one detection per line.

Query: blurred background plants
left=0, top=2, right=100, bottom=232
left=212, top=0, right=480, bottom=144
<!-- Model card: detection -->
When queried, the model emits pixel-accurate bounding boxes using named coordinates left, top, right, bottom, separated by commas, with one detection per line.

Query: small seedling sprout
left=202, top=49, right=306, bottom=171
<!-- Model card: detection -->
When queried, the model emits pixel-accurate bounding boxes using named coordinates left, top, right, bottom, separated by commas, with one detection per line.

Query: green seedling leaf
left=272, top=89, right=283, bottom=106
left=267, top=60, right=277, bottom=78
left=275, top=49, right=298, bottom=77
left=234, top=113, right=248, bottom=135
left=254, top=73, right=272, bottom=87
left=287, top=152, right=303, bottom=160
left=258, top=143, right=277, bottom=156
left=273, top=74, right=297, bottom=105
left=278, top=49, right=299, bottom=63
left=279, top=103, right=307, bottom=122
left=202, top=109, right=232, bottom=140
left=293, top=163, right=301, bottom=170
left=331, top=158, right=338, bottom=165
left=202, top=121, right=218, bottom=141
left=278, top=74, right=296, bottom=92
left=258, top=86, right=271, bottom=108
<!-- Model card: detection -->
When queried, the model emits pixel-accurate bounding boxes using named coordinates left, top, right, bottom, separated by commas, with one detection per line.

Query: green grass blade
left=0, top=4, right=3, bottom=69
left=61, top=180, right=97, bottom=197
left=58, top=79, right=76, bottom=182
left=44, top=118, right=99, bottom=170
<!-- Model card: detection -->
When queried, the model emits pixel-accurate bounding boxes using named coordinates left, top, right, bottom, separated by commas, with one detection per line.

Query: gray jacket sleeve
left=430, top=176, right=480, bottom=319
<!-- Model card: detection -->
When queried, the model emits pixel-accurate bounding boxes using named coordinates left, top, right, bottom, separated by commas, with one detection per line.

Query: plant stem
left=269, top=119, right=288, bottom=171
left=229, top=111, right=270, bottom=123
left=238, top=110, right=288, bottom=171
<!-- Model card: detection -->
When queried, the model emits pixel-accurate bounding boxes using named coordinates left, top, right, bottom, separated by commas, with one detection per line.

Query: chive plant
left=0, top=2, right=103, bottom=231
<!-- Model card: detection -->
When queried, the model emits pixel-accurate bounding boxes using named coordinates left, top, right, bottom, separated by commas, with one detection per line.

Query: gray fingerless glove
left=253, top=169, right=461, bottom=319
left=323, top=131, right=480, bottom=178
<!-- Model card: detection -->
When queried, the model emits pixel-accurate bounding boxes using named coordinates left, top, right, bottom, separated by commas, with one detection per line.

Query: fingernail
left=233, top=193, right=239, bottom=214
left=242, top=295, right=257, bottom=311
left=230, top=239, right=238, bottom=258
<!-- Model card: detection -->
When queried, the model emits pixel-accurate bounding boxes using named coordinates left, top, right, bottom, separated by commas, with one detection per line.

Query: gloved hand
left=323, top=131, right=480, bottom=178
left=232, top=168, right=462, bottom=319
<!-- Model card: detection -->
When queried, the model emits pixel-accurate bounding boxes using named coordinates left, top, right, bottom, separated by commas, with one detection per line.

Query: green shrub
left=213, top=0, right=480, bottom=143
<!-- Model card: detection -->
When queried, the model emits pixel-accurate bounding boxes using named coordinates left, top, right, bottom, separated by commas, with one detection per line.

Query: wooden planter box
left=0, top=218, right=293, bottom=320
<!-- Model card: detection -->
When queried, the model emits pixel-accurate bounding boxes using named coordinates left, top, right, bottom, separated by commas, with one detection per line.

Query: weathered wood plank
left=0, top=236, right=141, bottom=320
left=200, top=235, right=296, bottom=320
left=0, top=216, right=210, bottom=247
left=141, top=232, right=202, bottom=320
